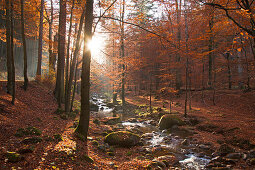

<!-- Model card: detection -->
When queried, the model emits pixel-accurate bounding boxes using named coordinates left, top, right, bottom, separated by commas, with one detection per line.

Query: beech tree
left=75, top=0, right=94, bottom=140
left=55, top=0, right=66, bottom=108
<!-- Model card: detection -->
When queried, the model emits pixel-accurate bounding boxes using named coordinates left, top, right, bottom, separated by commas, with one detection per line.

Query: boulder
left=21, top=137, right=43, bottom=144
left=102, top=117, right=120, bottom=125
left=104, top=131, right=140, bottom=147
left=90, top=102, right=99, bottom=111
left=217, top=144, right=235, bottom=156
left=5, top=152, right=24, bottom=163
left=158, top=114, right=184, bottom=130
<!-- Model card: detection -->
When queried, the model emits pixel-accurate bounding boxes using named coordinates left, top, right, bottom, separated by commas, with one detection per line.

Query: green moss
left=158, top=114, right=185, bottom=130
left=91, top=140, right=99, bottom=146
left=53, top=134, right=63, bottom=142
left=104, top=131, right=140, bottom=147
left=60, top=113, right=68, bottom=120
left=15, top=127, right=42, bottom=137
left=21, top=137, right=43, bottom=144
left=93, top=119, right=100, bottom=125
left=5, top=152, right=24, bottom=163
left=55, top=108, right=64, bottom=115
left=126, top=151, right=132, bottom=156
left=18, top=145, right=35, bottom=154
left=82, top=154, right=94, bottom=163
left=107, top=152, right=115, bottom=156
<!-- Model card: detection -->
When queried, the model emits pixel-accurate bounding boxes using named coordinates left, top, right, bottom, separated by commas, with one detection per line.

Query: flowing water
left=93, top=96, right=211, bottom=169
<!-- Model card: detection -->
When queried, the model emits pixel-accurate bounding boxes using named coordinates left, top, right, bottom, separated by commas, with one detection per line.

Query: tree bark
left=5, top=0, right=12, bottom=94
left=120, top=0, right=126, bottom=109
left=65, top=7, right=86, bottom=113
left=36, top=0, right=44, bottom=79
left=20, top=0, right=28, bottom=90
left=49, top=0, right=54, bottom=72
left=10, top=0, right=15, bottom=104
left=226, top=52, right=232, bottom=89
left=75, top=0, right=94, bottom=140
left=65, top=0, right=75, bottom=112
left=55, top=0, right=66, bottom=108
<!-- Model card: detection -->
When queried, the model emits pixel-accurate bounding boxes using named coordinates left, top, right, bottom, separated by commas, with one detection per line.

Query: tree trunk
left=75, top=0, right=94, bottom=140
left=55, top=0, right=66, bottom=108
left=184, top=0, right=188, bottom=117
left=65, top=7, right=86, bottom=113
left=5, top=0, right=12, bottom=94
left=36, top=0, right=44, bottom=79
left=120, top=0, right=126, bottom=109
left=10, top=0, right=15, bottom=104
left=70, top=60, right=79, bottom=112
left=208, top=17, right=214, bottom=89
left=20, top=0, right=28, bottom=90
left=226, top=52, right=232, bottom=89
left=49, top=0, right=54, bottom=72
left=64, top=0, right=75, bottom=112
left=175, top=0, right=182, bottom=91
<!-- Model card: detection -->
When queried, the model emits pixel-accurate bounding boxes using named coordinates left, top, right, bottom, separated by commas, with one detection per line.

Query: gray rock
left=226, top=153, right=242, bottom=160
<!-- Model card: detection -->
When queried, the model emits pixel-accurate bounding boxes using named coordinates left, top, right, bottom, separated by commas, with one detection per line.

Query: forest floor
left=0, top=81, right=254, bottom=169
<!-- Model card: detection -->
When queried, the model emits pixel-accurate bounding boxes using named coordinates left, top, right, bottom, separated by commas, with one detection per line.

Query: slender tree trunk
left=208, top=14, right=214, bottom=88
left=10, top=0, right=15, bottom=104
left=120, top=0, right=126, bottom=109
left=20, top=0, right=28, bottom=90
left=175, top=0, right=182, bottom=91
left=149, top=75, right=152, bottom=113
left=70, top=60, right=79, bottom=112
left=201, top=56, right=205, bottom=102
left=49, top=0, right=54, bottom=72
left=65, top=7, right=86, bottom=113
left=55, top=0, right=66, bottom=108
left=226, top=52, right=232, bottom=89
left=184, top=0, right=188, bottom=117
left=36, top=0, right=44, bottom=79
left=5, top=0, right=12, bottom=94
left=75, top=0, right=94, bottom=140
left=212, top=56, right=216, bottom=105
left=65, top=0, right=75, bottom=112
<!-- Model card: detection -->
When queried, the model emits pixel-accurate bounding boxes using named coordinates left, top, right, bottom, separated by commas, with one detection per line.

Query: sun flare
left=87, top=36, right=105, bottom=64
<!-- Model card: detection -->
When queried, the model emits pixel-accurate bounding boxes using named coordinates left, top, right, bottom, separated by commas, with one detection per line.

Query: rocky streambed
left=91, top=96, right=255, bottom=169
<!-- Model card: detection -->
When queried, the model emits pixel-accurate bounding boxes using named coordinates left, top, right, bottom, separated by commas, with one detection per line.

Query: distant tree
left=55, top=0, right=66, bottom=108
left=36, top=0, right=44, bottom=79
left=20, top=0, right=28, bottom=90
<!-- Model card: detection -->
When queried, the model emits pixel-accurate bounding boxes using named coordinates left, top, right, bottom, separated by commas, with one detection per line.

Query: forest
left=0, top=0, right=255, bottom=169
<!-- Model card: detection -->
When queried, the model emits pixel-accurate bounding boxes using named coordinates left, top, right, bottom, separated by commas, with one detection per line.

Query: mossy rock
left=18, top=145, right=35, bottom=154
left=106, top=102, right=114, bottom=108
left=82, top=154, right=94, bottom=163
left=158, top=114, right=184, bottom=130
left=91, top=140, right=99, bottom=146
left=103, top=117, right=120, bottom=125
left=107, top=152, right=115, bottom=156
left=126, top=151, right=132, bottom=156
left=60, top=113, right=68, bottom=120
left=90, top=102, right=99, bottom=112
left=43, top=135, right=54, bottom=141
left=55, top=108, right=64, bottom=115
left=15, top=127, right=42, bottom=137
left=93, top=119, right=100, bottom=125
left=53, top=134, right=63, bottom=142
left=104, top=131, right=140, bottom=147
left=217, top=144, right=235, bottom=156
left=21, top=137, right=43, bottom=144
left=5, top=152, right=24, bottom=163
